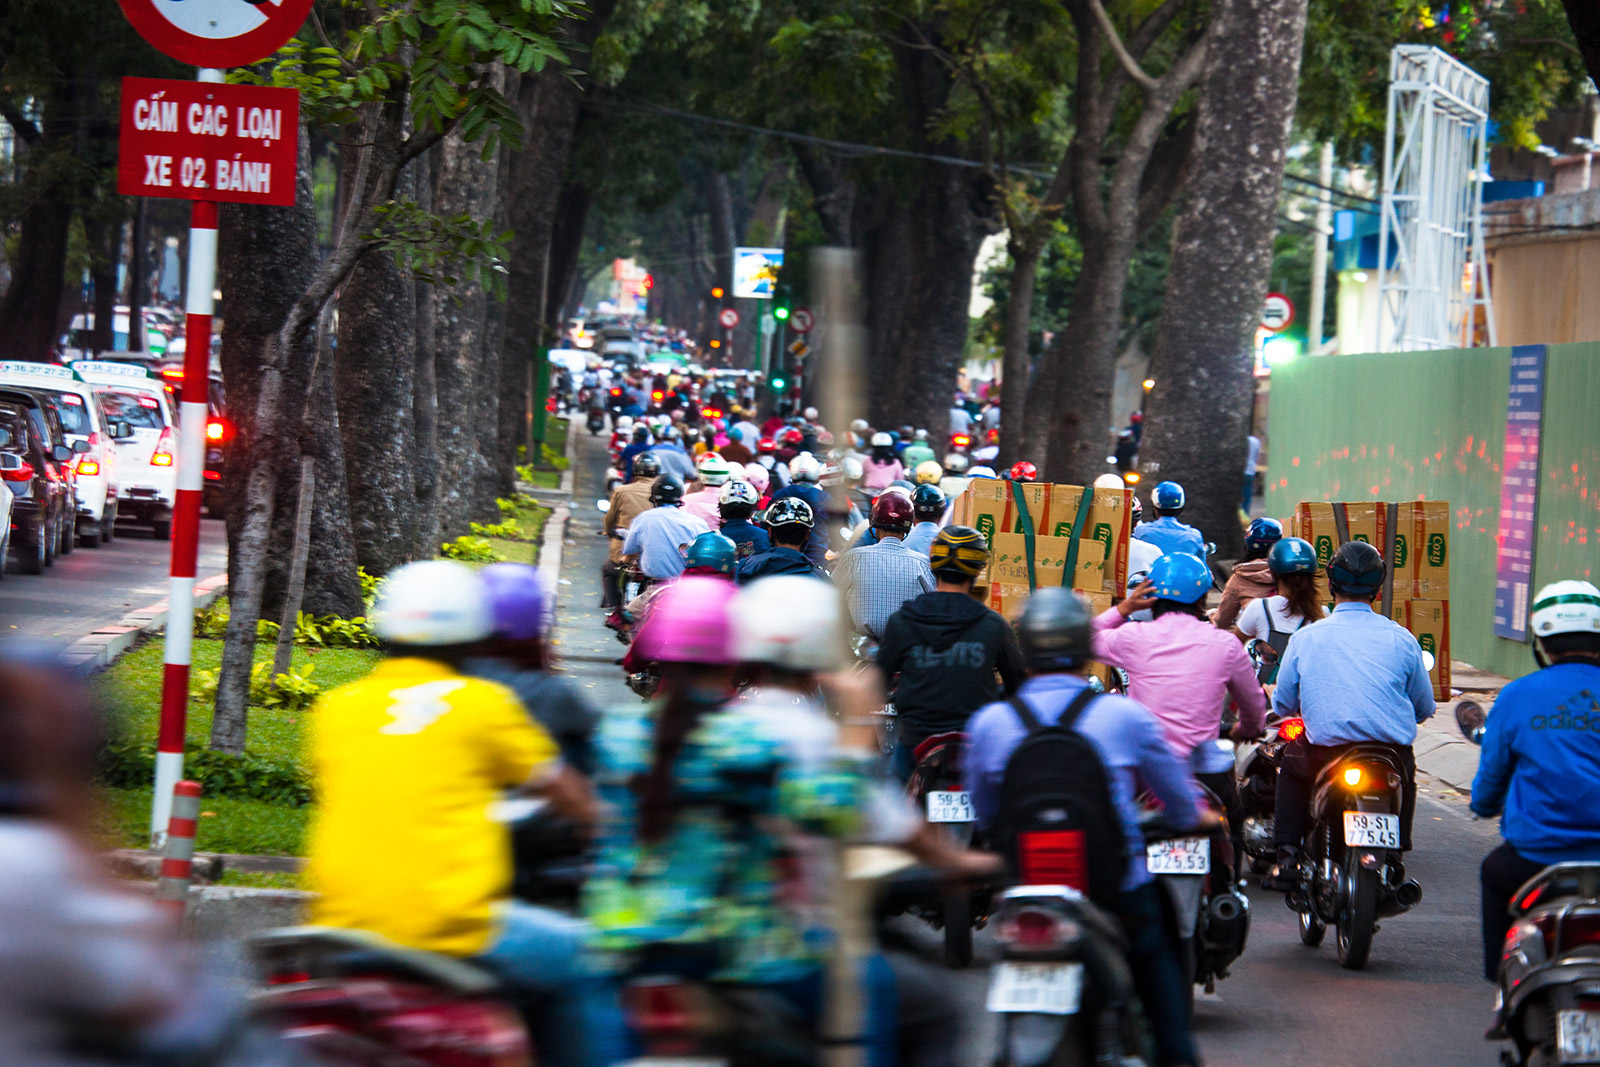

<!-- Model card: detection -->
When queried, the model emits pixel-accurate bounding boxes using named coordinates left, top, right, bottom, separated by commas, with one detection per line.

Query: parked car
left=0, top=399, right=74, bottom=574
left=0, top=362, right=127, bottom=548
left=155, top=365, right=230, bottom=518
left=71, top=361, right=179, bottom=540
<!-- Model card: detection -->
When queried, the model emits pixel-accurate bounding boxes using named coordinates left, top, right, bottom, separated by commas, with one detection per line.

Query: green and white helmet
left=696, top=452, right=733, bottom=486
left=1531, top=580, right=1600, bottom=638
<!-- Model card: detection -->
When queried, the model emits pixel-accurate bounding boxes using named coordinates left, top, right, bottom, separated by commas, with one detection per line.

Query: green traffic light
left=773, top=306, right=790, bottom=321
left=771, top=377, right=787, bottom=391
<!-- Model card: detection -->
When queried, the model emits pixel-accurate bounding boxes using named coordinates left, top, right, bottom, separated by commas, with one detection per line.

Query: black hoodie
left=876, top=590, right=1027, bottom=737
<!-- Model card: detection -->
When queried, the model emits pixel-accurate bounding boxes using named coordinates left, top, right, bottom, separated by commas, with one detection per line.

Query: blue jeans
left=476, top=902, right=627, bottom=1067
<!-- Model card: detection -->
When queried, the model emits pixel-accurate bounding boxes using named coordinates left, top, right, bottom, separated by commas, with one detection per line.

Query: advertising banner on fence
left=1493, top=344, right=1547, bottom=642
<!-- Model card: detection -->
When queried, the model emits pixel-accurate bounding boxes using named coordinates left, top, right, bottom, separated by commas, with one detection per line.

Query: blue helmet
left=1245, top=517, right=1284, bottom=553
left=684, top=532, right=738, bottom=576
left=1148, top=552, right=1212, bottom=605
left=1152, top=481, right=1185, bottom=511
left=1267, top=536, right=1318, bottom=576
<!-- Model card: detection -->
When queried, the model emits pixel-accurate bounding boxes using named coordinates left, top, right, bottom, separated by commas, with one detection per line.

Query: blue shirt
left=903, top=521, right=940, bottom=556
left=1272, top=602, right=1436, bottom=746
left=832, top=537, right=935, bottom=641
left=620, top=442, right=652, bottom=480
left=1133, top=516, right=1205, bottom=557
left=719, top=518, right=770, bottom=561
left=645, top=443, right=698, bottom=482
left=964, top=674, right=1202, bottom=891
left=621, top=506, right=710, bottom=580
left=1470, top=661, right=1600, bottom=864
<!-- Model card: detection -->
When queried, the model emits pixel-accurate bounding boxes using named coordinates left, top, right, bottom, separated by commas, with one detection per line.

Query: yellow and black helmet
left=929, top=525, right=990, bottom=578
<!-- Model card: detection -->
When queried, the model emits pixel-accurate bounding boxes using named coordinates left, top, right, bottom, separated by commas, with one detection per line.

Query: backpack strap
left=1008, top=686, right=1098, bottom=736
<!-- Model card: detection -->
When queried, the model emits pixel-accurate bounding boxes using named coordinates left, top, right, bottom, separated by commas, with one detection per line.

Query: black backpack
left=992, top=688, right=1128, bottom=906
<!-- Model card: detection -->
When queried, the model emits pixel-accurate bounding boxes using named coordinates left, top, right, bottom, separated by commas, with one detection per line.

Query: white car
left=0, top=362, right=125, bottom=548
left=71, top=361, right=179, bottom=540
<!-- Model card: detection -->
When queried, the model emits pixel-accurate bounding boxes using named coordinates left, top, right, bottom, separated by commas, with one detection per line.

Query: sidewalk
left=1413, top=660, right=1509, bottom=793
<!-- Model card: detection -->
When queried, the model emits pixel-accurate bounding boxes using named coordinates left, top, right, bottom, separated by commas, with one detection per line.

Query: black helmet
left=911, top=483, right=947, bottom=521
left=1327, top=540, right=1385, bottom=598
left=632, top=425, right=651, bottom=443
left=929, top=525, right=989, bottom=579
left=764, top=496, right=815, bottom=530
left=632, top=451, right=662, bottom=479
left=1015, top=587, right=1093, bottom=673
left=650, top=474, right=685, bottom=506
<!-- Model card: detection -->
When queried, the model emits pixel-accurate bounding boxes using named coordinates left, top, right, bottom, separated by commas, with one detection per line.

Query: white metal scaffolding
left=1377, top=45, right=1497, bottom=352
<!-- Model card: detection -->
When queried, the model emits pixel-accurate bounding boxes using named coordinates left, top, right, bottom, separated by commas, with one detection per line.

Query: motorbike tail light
left=206, top=417, right=233, bottom=443
left=652, top=390, right=664, bottom=402
left=952, top=434, right=971, bottom=448
left=151, top=427, right=176, bottom=466
left=996, top=907, right=1081, bottom=951
left=1277, top=717, right=1306, bottom=742
left=611, top=388, right=622, bottom=396
left=1506, top=915, right=1557, bottom=970
left=1343, top=766, right=1363, bottom=787
left=1, top=462, right=34, bottom=483
left=1017, top=830, right=1089, bottom=892
left=1559, top=913, right=1600, bottom=953
left=623, top=979, right=700, bottom=1045
left=266, top=970, right=312, bottom=986
left=204, top=469, right=221, bottom=481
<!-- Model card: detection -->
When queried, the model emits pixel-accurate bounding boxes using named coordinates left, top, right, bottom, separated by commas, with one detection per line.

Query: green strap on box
left=1060, top=488, right=1095, bottom=588
left=1011, top=480, right=1037, bottom=590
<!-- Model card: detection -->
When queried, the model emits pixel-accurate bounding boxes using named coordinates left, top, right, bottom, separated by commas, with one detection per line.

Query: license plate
left=925, top=790, right=974, bottom=823
left=1146, top=837, right=1210, bottom=874
left=618, top=1060, right=728, bottom=1067
left=1559, top=1010, right=1600, bottom=1063
left=986, top=962, right=1083, bottom=1015
left=1343, top=811, right=1401, bottom=849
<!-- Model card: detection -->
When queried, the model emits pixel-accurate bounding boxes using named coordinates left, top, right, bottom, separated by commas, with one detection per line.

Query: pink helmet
left=633, top=575, right=737, bottom=664
left=743, top=462, right=770, bottom=492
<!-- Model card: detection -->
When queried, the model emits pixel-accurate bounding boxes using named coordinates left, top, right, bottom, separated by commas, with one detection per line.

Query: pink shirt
left=861, top=458, right=904, bottom=492
left=1091, top=608, right=1267, bottom=764
left=682, top=488, right=723, bottom=530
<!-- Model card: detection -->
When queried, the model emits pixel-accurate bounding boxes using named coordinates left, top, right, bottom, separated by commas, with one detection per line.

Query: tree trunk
left=412, top=149, right=442, bottom=559
left=86, top=215, right=118, bottom=353
left=996, top=244, right=1042, bottom=468
left=336, top=157, right=419, bottom=575
left=1139, top=0, right=1308, bottom=560
left=0, top=86, right=73, bottom=362
left=126, top=200, right=148, bottom=352
left=1560, top=0, right=1600, bottom=90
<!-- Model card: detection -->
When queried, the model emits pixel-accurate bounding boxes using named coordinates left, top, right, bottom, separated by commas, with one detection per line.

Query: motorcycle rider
left=901, top=435, right=937, bottom=472
left=737, top=497, right=827, bottom=582
left=720, top=426, right=753, bottom=465
left=1471, top=580, right=1600, bottom=980
left=862, top=432, right=905, bottom=493
left=468, top=563, right=601, bottom=774
left=1134, top=481, right=1206, bottom=557
left=1213, top=517, right=1284, bottom=631
left=1092, top=552, right=1267, bottom=876
left=833, top=492, right=934, bottom=643
left=601, top=451, right=661, bottom=610
left=621, top=475, right=711, bottom=582
left=619, top=423, right=654, bottom=480
left=716, top=480, right=769, bottom=560
left=645, top=425, right=700, bottom=482
left=743, top=460, right=772, bottom=507
left=304, top=561, right=615, bottom=1067
left=912, top=459, right=943, bottom=486
left=1007, top=460, right=1038, bottom=483
left=964, top=588, right=1210, bottom=1067
left=876, top=526, right=1026, bottom=780
left=1264, top=541, right=1436, bottom=890
left=1231, top=536, right=1325, bottom=685
left=683, top=452, right=733, bottom=529
left=767, top=452, right=830, bottom=569
left=903, top=484, right=947, bottom=555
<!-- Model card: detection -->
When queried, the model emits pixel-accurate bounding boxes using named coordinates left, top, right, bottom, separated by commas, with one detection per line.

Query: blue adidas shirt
left=1471, top=661, right=1600, bottom=864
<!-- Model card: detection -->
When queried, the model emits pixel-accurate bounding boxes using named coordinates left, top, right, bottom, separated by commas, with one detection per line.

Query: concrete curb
left=560, top=415, right=577, bottom=494
left=63, top=571, right=229, bottom=670
left=538, top=503, right=573, bottom=600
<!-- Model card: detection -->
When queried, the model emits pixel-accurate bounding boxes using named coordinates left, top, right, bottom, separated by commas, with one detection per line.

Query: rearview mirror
left=0, top=427, right=10, bottom=448
left=0, top=452, right=19, bottom=471
left=71, top=439, right=90, bottom=454
left=596, top=499, right=610, bottom=513
left=111, top=420, right=133, bottom=440
left=52, top=444, right=72, bottom=463
left=1455, top=698, right=1487, bottom=745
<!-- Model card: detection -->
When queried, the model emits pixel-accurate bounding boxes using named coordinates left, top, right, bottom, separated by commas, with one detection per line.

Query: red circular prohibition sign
left=117, top=0, right=316, bottom=68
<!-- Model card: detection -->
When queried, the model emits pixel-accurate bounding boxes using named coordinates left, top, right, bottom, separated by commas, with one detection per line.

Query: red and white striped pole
left=156, top=780, right=203, bottom=918
left=152, top=67, right=224, bottom=844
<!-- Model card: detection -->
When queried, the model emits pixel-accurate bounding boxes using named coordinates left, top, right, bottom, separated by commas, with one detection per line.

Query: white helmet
left=870, top=432, right=892, bottom=448
left=851, top=419, right=870, bottom=435
left=1123, top=570, right=1154, bottom=622
left=696, top=452, right=732, bottom=486
left=719, top=480, right=760, bottom=508
left=1531, top=580, right=1600, bottom=638
left=819, top=460, right=845, bottom=488
left=1093, top=473, right=1125, bottom=490
left=803, top=406, right=819, bottom=422
left=943, top=452, right=970, bottom=473
left=371, top=561, right=493, bottom=646
left=732, top=575, right=848, bottom=672
left=615, top=415, right=634, bottom=432
left=841, top=455, right=864, bottom=482
left=789, top=452, right=822, bottom=483
left=967, top=465, right=997, bottom=479
left=914, top=428, right=929, bottom=441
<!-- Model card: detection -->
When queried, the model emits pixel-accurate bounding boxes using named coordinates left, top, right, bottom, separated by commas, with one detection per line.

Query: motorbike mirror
left=596, top=499, right=610, bottom=513
left=1203, top=541, right=1217, bottom=558
left=1455, top=699, right=1487, bottom=745
left=1420, top=649, right=1436, bottom=674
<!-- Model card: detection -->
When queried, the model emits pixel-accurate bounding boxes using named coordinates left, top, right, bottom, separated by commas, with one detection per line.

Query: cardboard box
left=989, top=533, right=1101, bottom=593
left=1297, top=502, right=1340, bottom=571
left=1404, top=599, right=1451, bottom=700
left=1410, top=501, right=1450, bottom=599
left=1338, top=501, right=1388, bottom=553
left=1007, top=482, right=1052, bottom=535
left=965, top=479, right=1010, bottom=544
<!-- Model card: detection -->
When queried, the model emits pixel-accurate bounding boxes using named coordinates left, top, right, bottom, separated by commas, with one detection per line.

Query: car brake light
left=151, top=427, right=175, bottom=466
left=160, top=368, right=184, bottom=381
left=266, top=971, right=311, bottom=986
left=1, top=462, right=34, bottom=482
left=1277, top=717, right=1305, bottom=742
left=76, top=459, right=100, bottom=476
left=996, top=907, right=1080, bottom=951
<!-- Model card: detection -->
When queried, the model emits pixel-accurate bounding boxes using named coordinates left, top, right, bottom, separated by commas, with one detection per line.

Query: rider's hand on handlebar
left=1118, top=579, right=1159, bottom=618
left=1228, top=723, right=1264, bottom=743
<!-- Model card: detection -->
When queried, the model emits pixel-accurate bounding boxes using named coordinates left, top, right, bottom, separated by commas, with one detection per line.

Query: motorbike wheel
left=1336, top=866, right=1379, bottom=969
left=942, top=890, right=974, bottom=969
left=1298, top=907, right=1326, bottom=947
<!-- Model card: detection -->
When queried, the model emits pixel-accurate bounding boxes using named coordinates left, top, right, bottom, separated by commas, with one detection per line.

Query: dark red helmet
left=779, top=427, right=804, bottom=446
left=870, top=491, right=915, bottom=532
left=1009, top=461, right=1038, bottom=483
left=757, top=436, right=776, bottom=454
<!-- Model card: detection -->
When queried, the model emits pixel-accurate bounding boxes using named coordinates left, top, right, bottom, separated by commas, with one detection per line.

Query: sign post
left=116, top=0, right=313, bottom=844
left=1261, top=292, right=1295, bottom=333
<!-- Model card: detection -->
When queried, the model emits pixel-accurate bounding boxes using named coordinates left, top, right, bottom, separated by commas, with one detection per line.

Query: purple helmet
left=479, top=563, right=548, bottom=641
left=634, top=575, right=737, bottom=664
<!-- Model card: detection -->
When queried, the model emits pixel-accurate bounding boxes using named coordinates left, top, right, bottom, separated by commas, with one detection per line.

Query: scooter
left=901, top=732, right=989, bottom=968
left=1233, top=712, right=1303, bottom=876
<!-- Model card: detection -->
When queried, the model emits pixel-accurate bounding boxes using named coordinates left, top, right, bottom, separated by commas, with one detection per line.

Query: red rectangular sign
left=117, top=77, right=299, bottom=207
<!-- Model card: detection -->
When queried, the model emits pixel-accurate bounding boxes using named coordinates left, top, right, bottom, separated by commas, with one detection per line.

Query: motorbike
left=1279, top=739, right=1424, bottom=969
left=586, top=405, right=607, bottom=435
left=1140, top=790, right=1251, bottom=1010
left=985, top=885, right=1149, bottom=1067
left=1233, top=713, right=1303, bottom=877
left=900, top=731, right=989, bottom=968
left=1489, top=862, right=1600, bottom=1066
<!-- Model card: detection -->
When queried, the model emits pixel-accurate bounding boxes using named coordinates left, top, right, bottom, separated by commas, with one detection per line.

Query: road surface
left=553, top=429, right=1508, bottom=1067
left=0, top=518, right=228, bottom=643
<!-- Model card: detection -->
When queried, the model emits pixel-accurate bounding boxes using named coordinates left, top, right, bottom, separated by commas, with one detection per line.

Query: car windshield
left=41, top=391, right=94, bottom=435
left=96, top=388, right=166, bottom=429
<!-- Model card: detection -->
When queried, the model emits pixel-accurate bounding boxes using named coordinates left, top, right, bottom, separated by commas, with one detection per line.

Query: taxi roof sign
left=71, top=360, right=160, bottom=380
left=0, top=361, right=84, bottom=383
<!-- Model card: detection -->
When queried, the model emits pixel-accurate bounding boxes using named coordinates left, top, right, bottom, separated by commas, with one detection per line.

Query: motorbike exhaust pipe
left=1379, top=879, right=1424, bottom=917
left=1203, top=890, right=1251, bottom=966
